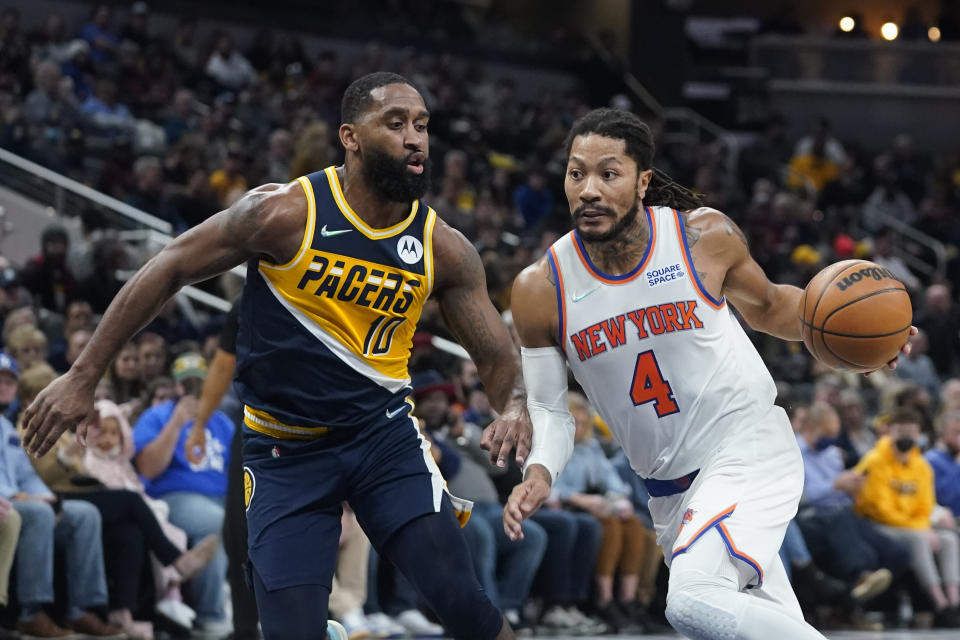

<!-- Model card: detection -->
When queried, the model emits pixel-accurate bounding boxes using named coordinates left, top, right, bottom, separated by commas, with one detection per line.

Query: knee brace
left=665, top=589, right=738, bottom=640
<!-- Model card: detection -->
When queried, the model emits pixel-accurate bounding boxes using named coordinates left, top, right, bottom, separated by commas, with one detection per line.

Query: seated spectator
left=22, top=59, right=81, bottom=167
left=896, top=328, right=941, bottom=401
left=137, top=332, right=168, bottom=382
left=82, top=79, right=135, bottom=141
left=777, top=518, right=849, bottom=608
left=18, top=362, right=218, bottom=637
left=125, top=156, right=181, bottom=228
left=926, top=410, right=960, bottom=519
left=856, top=408, right=960, bottom=627
left=836, top=388, right=876, bottom=466
left=0, top=393, right=122, bottom=637
left=19, top=225, right=76, bottom=314
left=205, top=33, right=256, bottom=91
left=795, top=403, right=907, bottom=604
left=108, top=341, right=142, bottom=408
left=0, top=493, right=19, bottom=627
left=551, top=393, right=657, bottom=632
left=6, top=324, right=48, bottom=372
left=163, top=88, right=198, bottom=145
left=915, top=285, right=960, bottom=380
left=86, top=399, right=217, bottom=636
left=79, top=4, right=118, bottom=63
left=133, top=352, right=233, bottom=630
left=412, top=370, right=546, bottom=630
left=209, top=148, right=249, bottom=208
left=47, top=300, right=94, bottom=373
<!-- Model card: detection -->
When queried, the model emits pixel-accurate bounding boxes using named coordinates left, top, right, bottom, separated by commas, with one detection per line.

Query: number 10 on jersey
left=630, top=350, right=679, bottom=417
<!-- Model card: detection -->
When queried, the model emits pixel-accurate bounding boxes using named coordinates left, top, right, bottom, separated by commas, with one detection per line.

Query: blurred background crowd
left=2, top=0, right=960, bottom=638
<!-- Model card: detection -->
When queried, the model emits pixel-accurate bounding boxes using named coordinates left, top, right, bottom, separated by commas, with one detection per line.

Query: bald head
left=926, top=284, right=951, bottom=314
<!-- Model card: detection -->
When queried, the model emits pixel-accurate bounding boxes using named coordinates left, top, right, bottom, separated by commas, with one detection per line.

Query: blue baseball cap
left=0, top=352, right=19, bottom=379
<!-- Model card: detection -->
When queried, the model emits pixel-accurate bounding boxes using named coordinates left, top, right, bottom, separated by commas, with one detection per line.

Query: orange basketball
left=799, top=260, right=912, bottom=373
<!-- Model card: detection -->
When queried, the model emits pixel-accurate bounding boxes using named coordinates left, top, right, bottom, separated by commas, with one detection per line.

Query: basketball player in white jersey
left=503, top=108, right=914, bottom=640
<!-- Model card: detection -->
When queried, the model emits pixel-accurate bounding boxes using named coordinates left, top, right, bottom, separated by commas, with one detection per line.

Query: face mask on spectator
left=814, top=436, right=837, bottom=452
left=894, top=437, right=915, bottom=453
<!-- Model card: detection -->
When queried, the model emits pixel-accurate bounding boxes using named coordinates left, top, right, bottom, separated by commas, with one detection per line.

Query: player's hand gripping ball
left=799, top=260, right=912, bottom=373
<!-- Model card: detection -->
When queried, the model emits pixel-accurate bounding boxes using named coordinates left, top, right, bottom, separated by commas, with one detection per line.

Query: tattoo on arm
left=724, top=221, right=749, bottom=247
left=546, top=268, right=555, bottom=286
left=685, top=222, right=702, bottom=249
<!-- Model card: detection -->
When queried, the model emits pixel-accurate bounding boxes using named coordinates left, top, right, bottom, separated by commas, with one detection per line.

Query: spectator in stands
left=926, top=410, right=960, bottom=520
left=0, top=266, right=26, bottom=328
left=79, top=4, right=119, bottom=63
left=108, top=341, right=142, bottom=406
left=787, top=135, right=840, bottom=194
left=137, top=332, right=167, bottom=382
left=6, top=324, right=48, bottom=372
left=22, top=59, right=80, bottom=167
left=289, top=121, right=333, bottom=178
left=126, top=156, right=181, bottom=227
left=896, top=328, right=941, bottom=400
left=916, top=284, right=960, bottom=379
left=82, top=78, right=135, bottom=141
left=412, top=370, right=546, bottom=630
left=205, top=33, right=256, bottom=91
left=795, top=403, right=906, bottom=604
left=0, top=490, right=19, bottom=638
left=19, top=225, right=76, bottom=314
left=514, top=170, right=554, bottom=229
left=0, top=361, right=121, bottom=637
left=836, top=388, right=876, bottom=465
left=49, top=299, right=94, bottom=371
left=133, top=352, right=233, bottom=631
left=121, top=1, right=152, bottom=49
left=870, top=231, right=922, bottom=292
left=551, top=392, right=656, bottom=632
left=209, top=147, right=249, bottom=208
left=85, top=398, right=218, bottom=637
left=855, top=408, right=960, bottom=627
left=163, top=88, right=198, bottom=145
left=265, top=128, right=293, bottom=183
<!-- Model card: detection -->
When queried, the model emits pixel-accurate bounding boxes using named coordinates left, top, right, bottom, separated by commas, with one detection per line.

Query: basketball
left=799, top=260, right=912, bottom=373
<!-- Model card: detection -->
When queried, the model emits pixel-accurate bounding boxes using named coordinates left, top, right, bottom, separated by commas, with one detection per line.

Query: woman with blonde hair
left=289, top=121, right=332, bottom=178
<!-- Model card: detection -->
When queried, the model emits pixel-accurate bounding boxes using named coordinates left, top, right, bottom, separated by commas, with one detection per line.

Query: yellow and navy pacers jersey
left=235, top=166, right=437, bottom=437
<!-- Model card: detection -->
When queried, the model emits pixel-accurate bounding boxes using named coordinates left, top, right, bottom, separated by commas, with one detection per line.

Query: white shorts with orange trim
left=648, top=404, right=803, bottom=590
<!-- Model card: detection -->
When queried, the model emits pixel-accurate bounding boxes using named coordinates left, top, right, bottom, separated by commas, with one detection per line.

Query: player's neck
left=582, top=211, right=650, bottom=276
left=337, top=165, right=412, bottom=228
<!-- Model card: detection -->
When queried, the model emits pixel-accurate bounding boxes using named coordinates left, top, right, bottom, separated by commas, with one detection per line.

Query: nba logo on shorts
left=678, top=508, right=695, bottom=536
left=243, top=466, right=256, bottom=511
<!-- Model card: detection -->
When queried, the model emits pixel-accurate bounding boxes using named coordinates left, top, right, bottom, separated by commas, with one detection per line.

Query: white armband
left=521, top=346, right=575, bottom=484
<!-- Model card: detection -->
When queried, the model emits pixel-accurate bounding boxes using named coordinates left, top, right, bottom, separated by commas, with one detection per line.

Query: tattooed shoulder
left=724, top=220, right=749, bottom=247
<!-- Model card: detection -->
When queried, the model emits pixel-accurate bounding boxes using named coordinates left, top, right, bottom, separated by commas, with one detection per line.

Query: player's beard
left=574, top=192, right=640, bottom=243
left=362, top=145, right=432, bottom=203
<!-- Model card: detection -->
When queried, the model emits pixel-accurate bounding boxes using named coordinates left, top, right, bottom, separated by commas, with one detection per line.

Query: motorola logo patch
left=397, top=235, right=424, bottom=265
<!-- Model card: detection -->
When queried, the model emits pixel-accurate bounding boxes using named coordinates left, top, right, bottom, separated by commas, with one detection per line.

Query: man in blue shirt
left=795, top=402, right=909, bottom=602
left=134, top=352, right=233, bottom=631
left=0, top=352, right=120, bottom=638
left=926, top=410, right=960, bottom=519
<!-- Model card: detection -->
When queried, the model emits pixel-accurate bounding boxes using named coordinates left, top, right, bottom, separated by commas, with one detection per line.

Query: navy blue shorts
left=242, top=410, right=447, bottom=591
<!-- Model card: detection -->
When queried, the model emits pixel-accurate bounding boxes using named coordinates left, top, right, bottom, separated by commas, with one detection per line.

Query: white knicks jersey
left=548, top=206, right=777, bottom=480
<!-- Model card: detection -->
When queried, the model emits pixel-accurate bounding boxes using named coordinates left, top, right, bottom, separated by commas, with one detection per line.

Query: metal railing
left=0, top=147, right=242, bottom=313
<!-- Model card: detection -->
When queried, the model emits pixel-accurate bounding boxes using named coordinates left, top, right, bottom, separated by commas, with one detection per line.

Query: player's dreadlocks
left=564, top=108, right=704, bottom=212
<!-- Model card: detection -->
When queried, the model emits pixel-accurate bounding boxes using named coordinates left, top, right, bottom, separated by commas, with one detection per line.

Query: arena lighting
left=929, top=26, right=942, bottom=42
left=881, top=22, right=899, bottom=40
left=838, top=16, right=855, bottom=32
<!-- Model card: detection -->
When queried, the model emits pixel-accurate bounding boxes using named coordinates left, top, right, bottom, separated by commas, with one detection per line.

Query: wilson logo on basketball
left=834, top=266, right=900, bottom=292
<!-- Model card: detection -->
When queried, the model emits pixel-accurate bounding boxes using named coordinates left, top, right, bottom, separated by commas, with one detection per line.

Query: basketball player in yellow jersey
left=23, top=72, right=530, bottom=640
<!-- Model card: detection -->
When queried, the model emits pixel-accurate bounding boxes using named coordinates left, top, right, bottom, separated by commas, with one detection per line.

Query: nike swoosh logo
left=572, top=287, right=600, bottom=302
left=320, top=225, right=353, bottom=238
left=385, top=405, right=409, bottom=419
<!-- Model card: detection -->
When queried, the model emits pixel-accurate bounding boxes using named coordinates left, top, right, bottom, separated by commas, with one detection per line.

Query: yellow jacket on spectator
left=854, top=436, right=935, bottom=530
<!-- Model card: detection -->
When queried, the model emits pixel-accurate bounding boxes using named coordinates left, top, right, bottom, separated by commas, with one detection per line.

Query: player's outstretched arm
left=22, top=181, right=307, bottom=456
left=503, top=259, right=576, bottom=541
left=432, top=220, right=530, bottom=467
left=689, top=208, right=804, bottom=341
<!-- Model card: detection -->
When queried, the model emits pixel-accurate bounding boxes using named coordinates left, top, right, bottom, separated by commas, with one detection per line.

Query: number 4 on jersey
left=629, top=350, right=680, bottom=417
